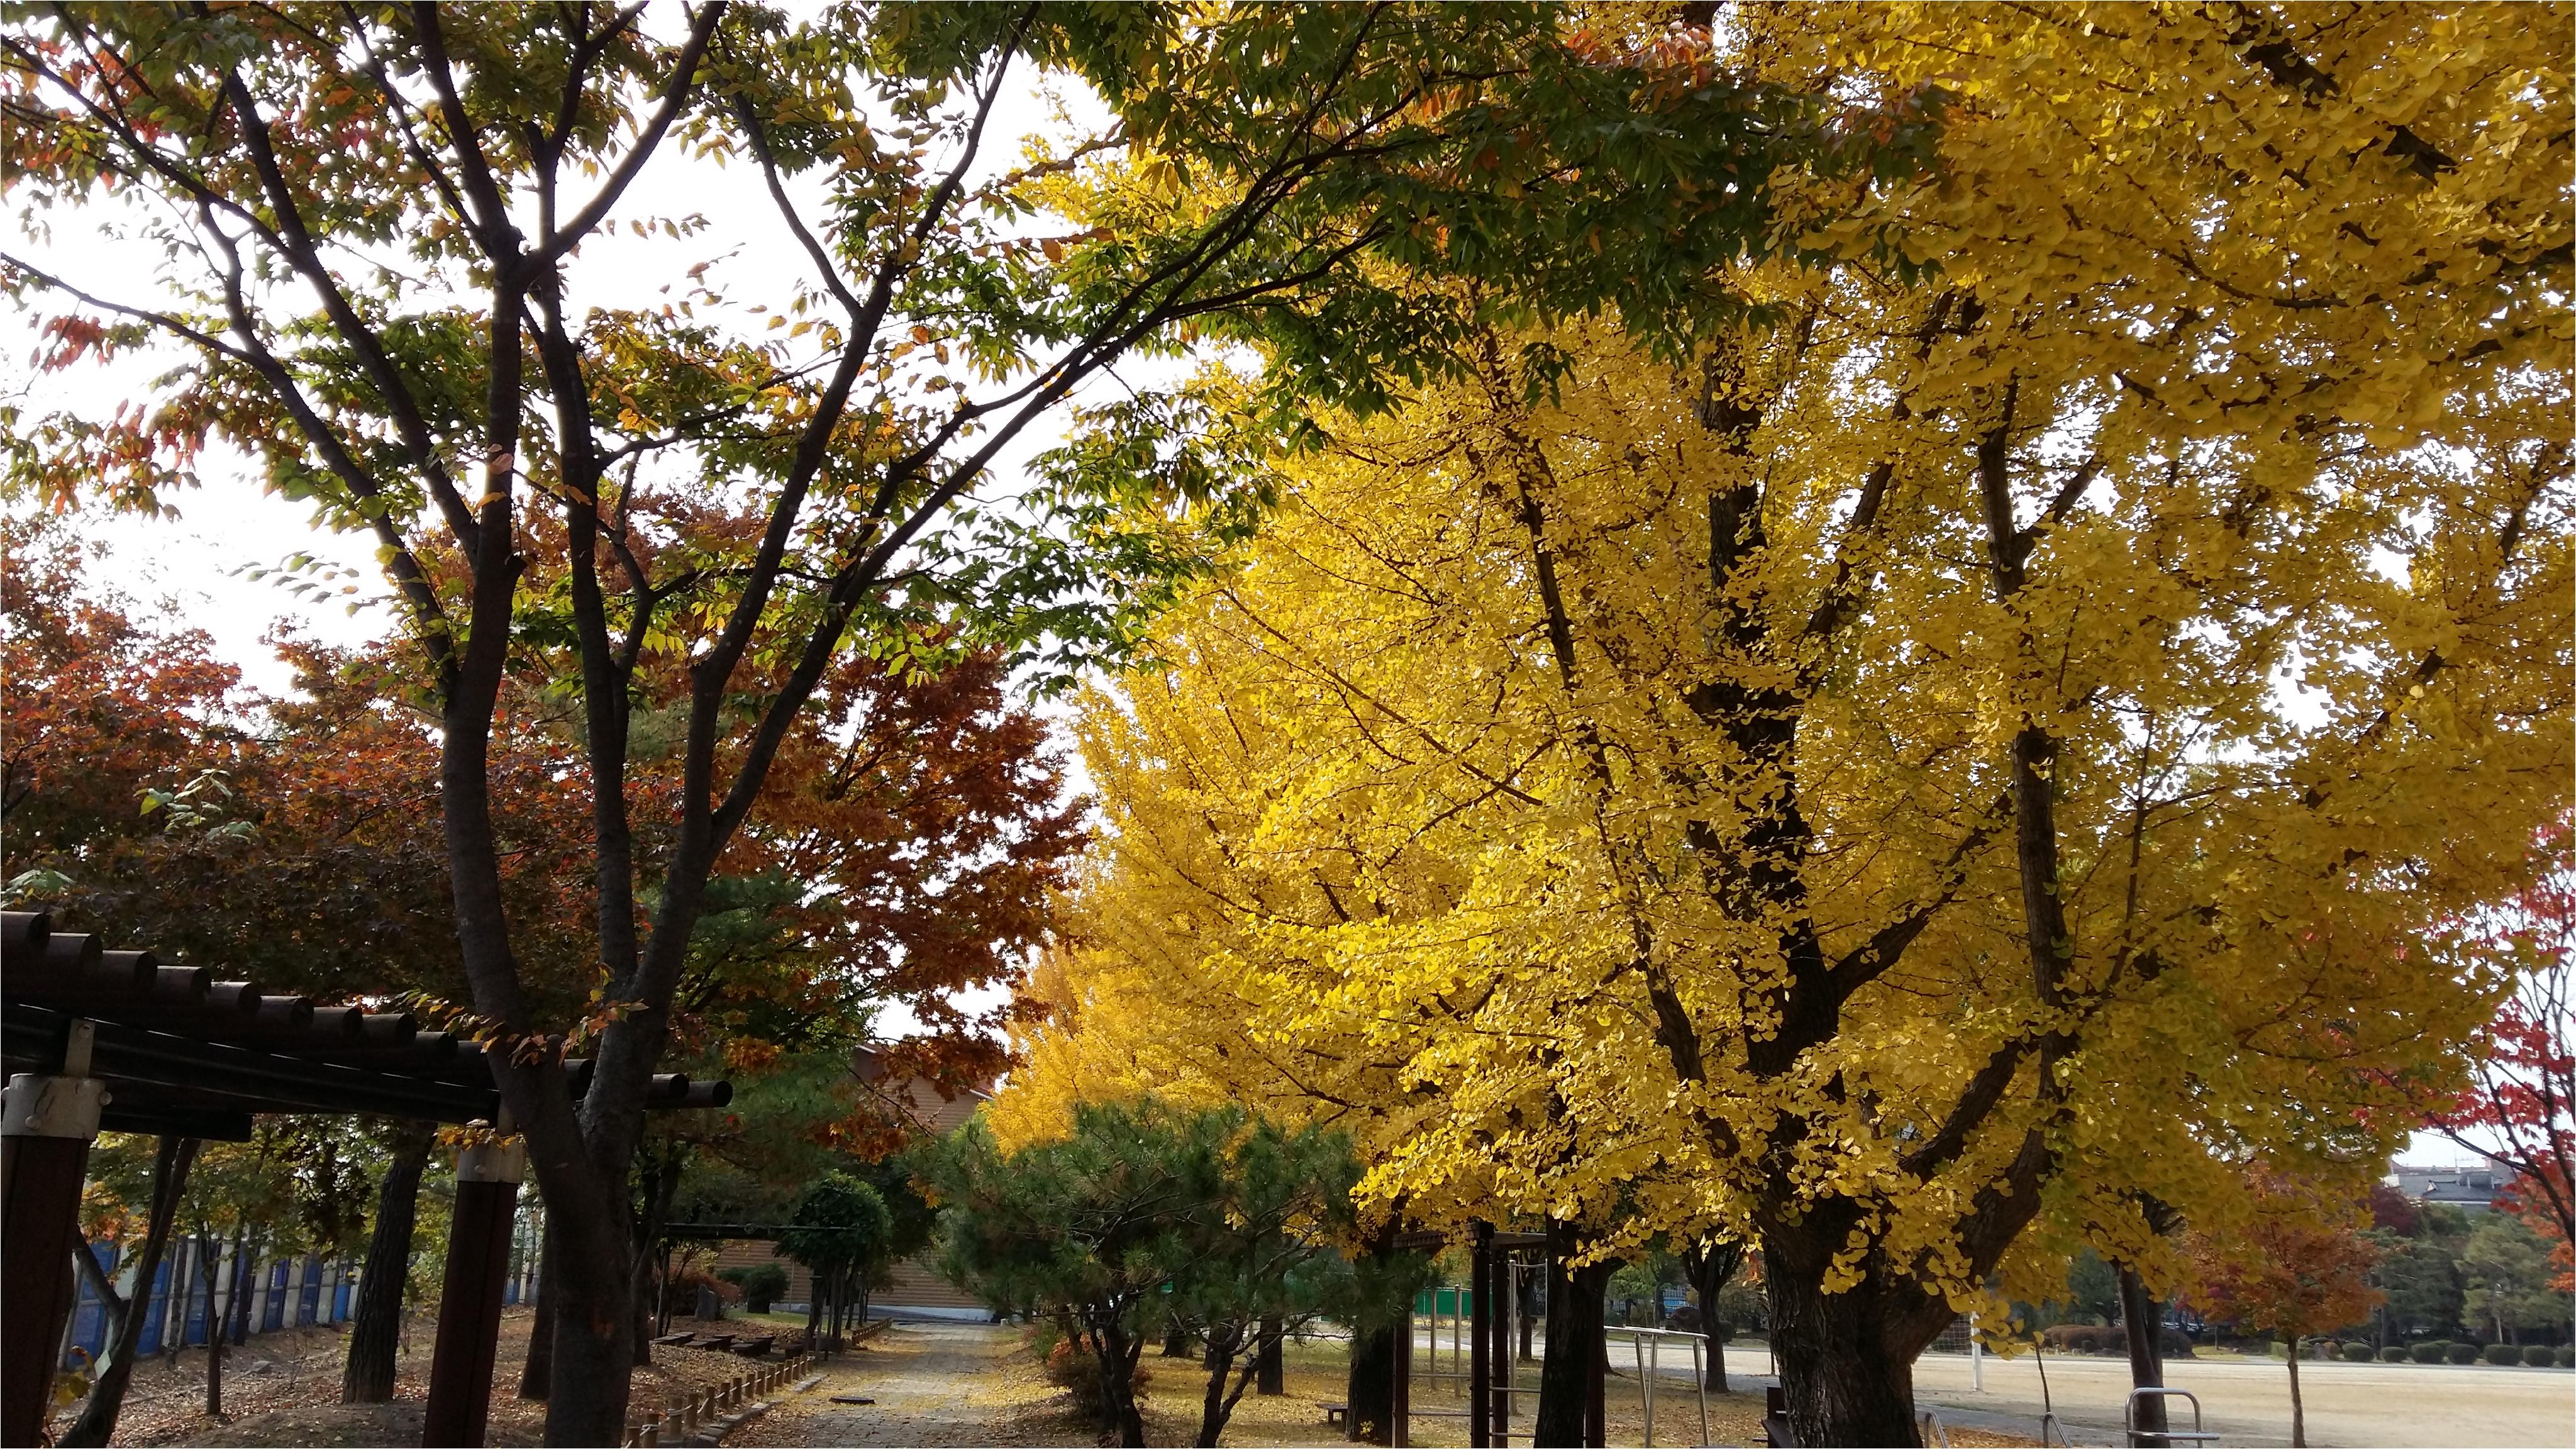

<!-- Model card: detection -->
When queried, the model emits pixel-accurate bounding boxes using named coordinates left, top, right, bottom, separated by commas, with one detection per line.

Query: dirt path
left=731, top=1321, right=1086, bottom=1448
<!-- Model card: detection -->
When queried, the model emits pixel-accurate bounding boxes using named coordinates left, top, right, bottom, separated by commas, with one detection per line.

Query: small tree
left=2459, top=1212, right=2567, bottom=1346
left=1160, top=1116, right=1370, bottom=1448
left=919, top=1099, right=1396, bottom=1448
left=777, top=1174, right=893, bottom=1351
left=2191, top=1170, right=2383, bottom=1449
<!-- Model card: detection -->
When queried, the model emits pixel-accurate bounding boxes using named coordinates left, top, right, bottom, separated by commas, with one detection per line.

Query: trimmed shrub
left=2043, top=1324, right=2108, bottom=1354
left=2448, top=1342, right=2480, bottom=1364
left=2556, top=1347, right=2572, bottom=1368
left=2483, top=1343, right=2520, bottom=1366
left=2341, top=1342, right=2375, bottom=1362
left=719, top=1263, right=791, bottom=1314
left=2521, top=1345, right=2555, bottom=1368
left=2380, top=1345, right=2409, bottom=1363
left=2411, top=1341, right=2447, bottom=1363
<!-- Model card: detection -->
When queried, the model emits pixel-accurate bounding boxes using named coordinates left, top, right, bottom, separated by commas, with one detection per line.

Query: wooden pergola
left=0, top=909, right=729, bottom=1448
left=1387, top=1224, right=1603, bottom=1449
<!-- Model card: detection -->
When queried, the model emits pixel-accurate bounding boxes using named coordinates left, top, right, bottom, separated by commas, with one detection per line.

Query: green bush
left=2340, top=1342, right=2375, bottom=1362
left=2521, top=1345, right=2555, bottom=1368
left=2411, top=1341, right=2447, bottom=1363
left=2379, top=1345, right=2408, bottom=1363
left=2556, top=1347, right=2572, bottom=1368
left=2448, top=1343, right=2480, bottom=1365
left=718, top=1263, right=792, bottom=1313
left=2483, top=1343, right=2520, bottom=1366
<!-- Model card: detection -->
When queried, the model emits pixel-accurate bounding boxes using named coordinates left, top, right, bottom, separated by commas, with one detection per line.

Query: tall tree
left=3, top=9, right=1855, bottom=1438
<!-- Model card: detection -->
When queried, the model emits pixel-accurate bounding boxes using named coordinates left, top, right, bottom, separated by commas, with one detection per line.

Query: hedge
left=2411, top=1341, right=2449, bottom=1363
left=2521, top=1346, right=2556, bottom=1368
left=2340, top=1342, right=2375, bottom=1362
left=2448, top=1343, right=2480, bottom=1365
left=2483, top=1343, right=2521, bottom=1366
left=2379, top=1345, right=2409, bottom=1363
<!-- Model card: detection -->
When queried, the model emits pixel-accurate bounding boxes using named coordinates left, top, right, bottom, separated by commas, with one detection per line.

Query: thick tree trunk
left=544, top=1258, right=637, bottom=1448
left=1256, top=1318, right=1285, bottom=1394
left=519, top=1230, right=557, bottom=1400
left=2119, top=1265, right=2167, bottom=1443
left=1346, top=1319, right=1399, bottom=1445
left=1763, top=1249, right=1936, bottom=1449
left=343, top=1124, right=433, bottom=1403
left=1534, top=1226, right=1612, bottom=1448
left=61, top=1136, right=199, bottom=1448
left=1164, top=1323, right=1196, bottom=1357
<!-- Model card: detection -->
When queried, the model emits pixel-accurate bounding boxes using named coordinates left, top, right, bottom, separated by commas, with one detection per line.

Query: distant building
left=707, top=1046, right=994, bottom=1321
left=2388, top=1160, right=2518, bottom=1212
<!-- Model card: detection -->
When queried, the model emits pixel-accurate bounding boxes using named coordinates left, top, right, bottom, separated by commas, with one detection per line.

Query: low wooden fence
left=622, top=1350, right=816, bottom=1446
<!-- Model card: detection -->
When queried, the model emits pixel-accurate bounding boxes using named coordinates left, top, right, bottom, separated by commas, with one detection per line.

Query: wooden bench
left=652, top=1331, right=696, bottom=1346
left=684, top=1333, right=736, bottom=1351
left=1323, top=1402, right=1349, bottom=1430
left=730, top=1335, right=777, bottom=1357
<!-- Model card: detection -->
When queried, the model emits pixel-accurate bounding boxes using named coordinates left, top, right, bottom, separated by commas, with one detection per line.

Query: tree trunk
left=1346, top=1319, right=1399, bottom=1445
left=543, top=1244, right=638, bottom=1449
left=224, top=1226, right=256, bottom=1348
left=1763, top=1231, right=1942, bottom=1449
left=60, top=1136, right=199, bottom=1448
left=1535, top=1224, right=1613, bottom=1448
left=1685, top=1243, right=1742, bottom=1392
left=2286, top=1336, right=2305, bottom=1449
left=2119, top=1265, right=2167, bottom=1444
left=519, top=1229, right=557, bottom=1400
left=1519, top=1269, right=1539, bottom=1362
left=343, top=1123, right=433, bottom=1403
left=1093, top=1314, right=1148, bottom=1448
left=1196, top=1321, right=1244, bottom=1447
left=1257, top=1318, right=1285, bottom=1394
left=1165, top=1323, right=1196, bottom=1357
left=199, top=1230, right=226, bottom=1419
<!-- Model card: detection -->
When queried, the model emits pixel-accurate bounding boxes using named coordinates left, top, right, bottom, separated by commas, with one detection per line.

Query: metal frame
left=1605, top=1325, right=1712, bottom=1448
left=2125, top=1387, right=2221, bottom=1446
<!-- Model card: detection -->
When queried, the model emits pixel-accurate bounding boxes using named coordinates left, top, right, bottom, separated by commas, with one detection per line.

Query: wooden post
left=1582, top=1302, right=1606, bottom=1449
left=2, top=1035, right=106, bottom=1447
left=422, top=1137, right=525, bottom=1448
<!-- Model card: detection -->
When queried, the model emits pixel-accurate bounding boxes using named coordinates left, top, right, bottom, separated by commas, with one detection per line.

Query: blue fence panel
left=299, top=1255, right=324, bottom=1326
left=262, top=1260, right=289, bottom=1331
left=135, top=1257, right=174, bottom=1357
left=183, top=1265, right=212, bottom=1347
left=332, top=1272, right=352, bottom=1323
left=61, top=1242, right=116, bottom=1367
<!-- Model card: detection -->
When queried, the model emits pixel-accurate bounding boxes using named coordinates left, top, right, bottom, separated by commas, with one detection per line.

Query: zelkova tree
left=1031, top=8, right=2569, bottom=1445
left=3, top=7, right=1873, bottom=1440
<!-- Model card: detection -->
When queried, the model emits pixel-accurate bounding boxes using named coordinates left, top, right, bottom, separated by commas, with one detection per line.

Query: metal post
left=2, top=1027, right=106, bottom=1448
left=1392, top=1306, right=1413, bottom=1449
left=1470, top=1224, right=1492, bottom=1448
left=423, top=1136, right=526, bottom=1448
left=1492, top=1254, right=1514, bottom=1444
left=1970, top=1313, right=1984, bottom=1392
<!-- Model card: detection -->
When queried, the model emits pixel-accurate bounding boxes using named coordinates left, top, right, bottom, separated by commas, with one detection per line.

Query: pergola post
left=1, top=1024, right=106, bottom=1448
left=423, top=1135, right=526, bottom=1448
left=1470, top=1222, right=1493, bottom=1447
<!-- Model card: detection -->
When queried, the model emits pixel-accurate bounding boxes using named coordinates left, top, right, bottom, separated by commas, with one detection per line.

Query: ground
left=732, top=1321, right=2035, bottom=1448
left=53, top=1314, right=2572, bottom=1446
left=55, top=1307, right=768, bottom=1448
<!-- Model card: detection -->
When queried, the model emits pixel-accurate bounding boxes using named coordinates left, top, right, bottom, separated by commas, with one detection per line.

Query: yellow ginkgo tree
left=1016, top=5, right=2569, bottom=1445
